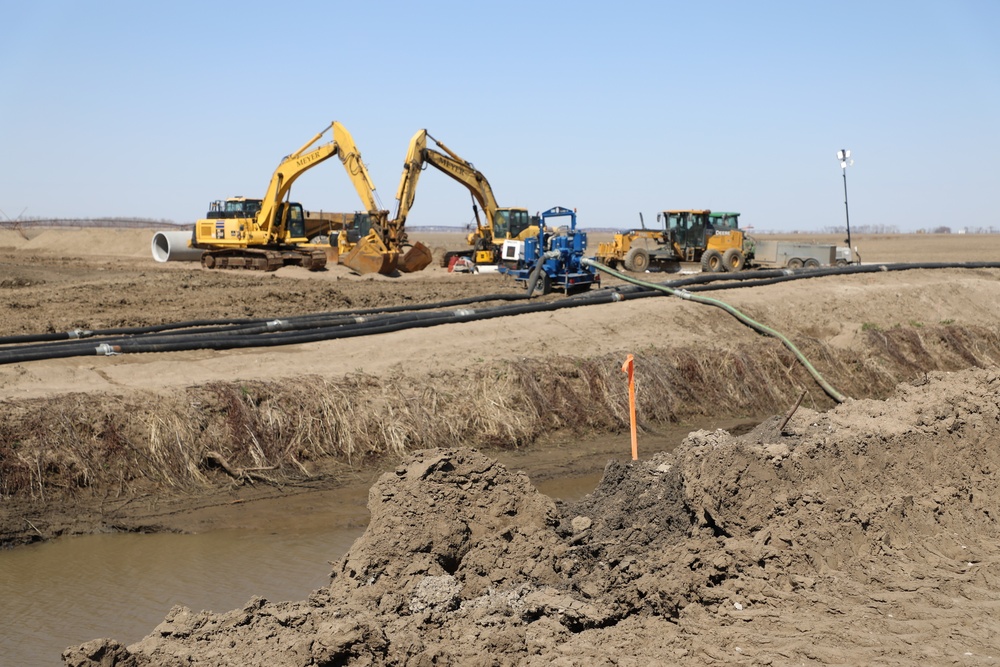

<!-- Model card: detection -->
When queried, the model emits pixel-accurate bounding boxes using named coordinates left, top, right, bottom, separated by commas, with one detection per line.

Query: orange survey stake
left=621, top=354, right=637, bottom=460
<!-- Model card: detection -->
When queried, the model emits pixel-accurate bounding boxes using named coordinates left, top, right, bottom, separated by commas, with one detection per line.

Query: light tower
left=837, top=149, right=854, bottom=263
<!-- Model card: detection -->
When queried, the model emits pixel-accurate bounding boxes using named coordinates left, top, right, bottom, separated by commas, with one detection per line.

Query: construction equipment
left=193, top=122, right=428, bottom=275
left=594, top=210, right=744, bottom=273
left=498, top=206, right=599, bottom=295
left=665, top=210, right=746, bottom=272
left=593, top=213, right=681, bottom=273
left=303, top=210, right=364, bottom=243
left=596, top=210, right=849, bottom=273
left=744, top=238, right=837, bottom=269
left=396, top=129, right=539, bottom=267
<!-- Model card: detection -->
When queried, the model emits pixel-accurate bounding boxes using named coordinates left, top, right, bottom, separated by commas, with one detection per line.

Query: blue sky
left=2, top=1, right=997, bottom=232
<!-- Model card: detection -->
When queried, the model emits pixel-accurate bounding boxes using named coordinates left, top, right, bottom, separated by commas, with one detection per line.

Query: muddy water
left=0, top=424, right=747, bottom=666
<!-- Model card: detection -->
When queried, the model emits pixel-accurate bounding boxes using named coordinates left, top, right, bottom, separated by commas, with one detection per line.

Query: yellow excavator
left=193, top=122, right=430, bottom=275
left=395, top=129, right=539, bottom=266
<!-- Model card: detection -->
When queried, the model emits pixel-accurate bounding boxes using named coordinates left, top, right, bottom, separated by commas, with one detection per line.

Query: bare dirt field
left=3, top=228, right=1000, bottom=665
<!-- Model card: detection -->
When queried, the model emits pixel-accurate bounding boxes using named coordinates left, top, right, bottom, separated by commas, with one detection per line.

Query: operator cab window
left=493, top=211, right=510, bottom=239
left=509, top=210, right=531, bottom=238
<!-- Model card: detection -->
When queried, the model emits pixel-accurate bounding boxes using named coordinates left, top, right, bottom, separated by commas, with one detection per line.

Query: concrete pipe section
left=151, top=230, right=202, bottom=262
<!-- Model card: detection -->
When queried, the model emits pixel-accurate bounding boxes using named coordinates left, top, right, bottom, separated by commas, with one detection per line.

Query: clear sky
left=2, top=1, right=997, bottom=232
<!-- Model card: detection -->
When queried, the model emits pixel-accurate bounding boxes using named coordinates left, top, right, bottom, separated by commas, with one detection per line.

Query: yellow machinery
left=595, top=210, right=746, bottom=273
left=395, top=129, right=539, bottom=266
left=193, top=122, right=429, bottom=275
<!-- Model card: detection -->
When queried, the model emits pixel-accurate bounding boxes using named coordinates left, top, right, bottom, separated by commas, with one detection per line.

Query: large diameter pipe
left=152, top=230, right=202, bottom=262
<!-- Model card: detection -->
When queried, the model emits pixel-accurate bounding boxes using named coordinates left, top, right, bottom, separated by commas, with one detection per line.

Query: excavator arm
left=196, top=121, right=407, bottom=274
left=254, top=126, right=343, bottom=245
left=394, top=129, right=537, bottom=264
left=397, top=130, right=500, bottom=244
left=330, top=123, right=431, bottom=274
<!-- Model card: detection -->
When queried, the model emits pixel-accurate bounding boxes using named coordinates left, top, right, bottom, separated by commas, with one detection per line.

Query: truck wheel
left=787, top=258, right=804, bottom=269
left=723, top=248, right=746, bottom=272
left=701, top=249, right=724, bottom=273
left=623, top=247, right=650, bottom=272
left=804, top=258, right=820, bottom=269
left=835, top=259, right=848, bottom=267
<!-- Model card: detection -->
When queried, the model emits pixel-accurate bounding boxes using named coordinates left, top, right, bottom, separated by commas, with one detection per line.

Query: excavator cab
left=272, top=202, right=306, bottom=241
left=492, top=208, right=538, bottom=241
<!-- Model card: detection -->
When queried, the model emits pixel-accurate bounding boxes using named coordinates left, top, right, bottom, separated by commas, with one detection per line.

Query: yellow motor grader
left=594, top=210, right=746, bottom=273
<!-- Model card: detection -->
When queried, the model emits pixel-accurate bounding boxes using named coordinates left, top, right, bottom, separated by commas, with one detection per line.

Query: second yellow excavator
left=394, top=130, right=539, bottom=266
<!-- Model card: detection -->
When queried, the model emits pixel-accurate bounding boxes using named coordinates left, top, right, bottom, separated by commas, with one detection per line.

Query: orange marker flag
left=621, top=354, right=637, bottom=460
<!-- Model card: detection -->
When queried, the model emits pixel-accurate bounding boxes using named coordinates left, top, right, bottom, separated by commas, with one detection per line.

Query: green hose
left=581, top=259, right=848, bottom=404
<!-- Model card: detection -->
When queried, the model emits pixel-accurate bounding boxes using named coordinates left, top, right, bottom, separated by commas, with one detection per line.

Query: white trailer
left=749, top=240, right=837, bottom=269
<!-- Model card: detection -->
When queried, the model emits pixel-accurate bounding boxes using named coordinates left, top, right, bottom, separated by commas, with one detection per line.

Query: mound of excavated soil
left=64, top=367, right=1000, bottom=666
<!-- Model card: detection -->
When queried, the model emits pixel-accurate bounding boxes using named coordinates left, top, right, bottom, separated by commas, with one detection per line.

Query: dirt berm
left=64, top=367, right=1000, bottom=666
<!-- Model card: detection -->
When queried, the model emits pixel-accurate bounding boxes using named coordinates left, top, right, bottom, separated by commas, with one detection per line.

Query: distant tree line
left=824, top=224, right=1000, bottom=235
left=822, top=224, right=900, bottom=235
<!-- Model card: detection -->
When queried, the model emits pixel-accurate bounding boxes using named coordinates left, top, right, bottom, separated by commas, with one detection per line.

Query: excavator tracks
left=201, top=247, right=327, bottom=272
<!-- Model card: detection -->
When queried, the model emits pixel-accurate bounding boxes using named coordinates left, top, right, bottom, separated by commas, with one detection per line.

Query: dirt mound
left=19, top=228, right=155, bottom=257
left=64, top=367, right=1000, bottom=665
left=0, top=229, right=29, bottom=249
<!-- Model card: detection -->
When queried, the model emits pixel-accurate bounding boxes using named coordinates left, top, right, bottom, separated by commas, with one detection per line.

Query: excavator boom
left=393, top=129, right=536, bottom=266
left=195, top=121, right=415, bottom=275
left=332, top=122, right=431, bottom=274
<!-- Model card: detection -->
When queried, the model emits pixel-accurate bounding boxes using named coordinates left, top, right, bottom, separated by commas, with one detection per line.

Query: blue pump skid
left=498, top=206, right=600, bottom=294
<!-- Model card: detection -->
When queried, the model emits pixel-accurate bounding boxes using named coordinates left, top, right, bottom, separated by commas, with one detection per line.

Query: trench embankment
left=3, top=322, right=999, bottom=548
left=64, top=365, right=1000, bottom=666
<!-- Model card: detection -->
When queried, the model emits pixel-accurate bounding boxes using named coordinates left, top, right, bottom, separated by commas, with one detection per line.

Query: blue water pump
left=498, top=206, right=600, bottom=295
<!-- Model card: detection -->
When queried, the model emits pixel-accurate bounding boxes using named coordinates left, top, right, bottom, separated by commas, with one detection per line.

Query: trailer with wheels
left=745, top=240, right=838, bottom=269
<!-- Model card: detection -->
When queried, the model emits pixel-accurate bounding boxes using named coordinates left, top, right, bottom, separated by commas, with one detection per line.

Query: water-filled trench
left=0, top=425, right=743, bottom=666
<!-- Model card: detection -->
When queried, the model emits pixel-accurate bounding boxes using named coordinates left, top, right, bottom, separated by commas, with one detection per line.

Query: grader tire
left=701, top=249, right=724, bottom=273
left=723, top=248, right=746, bottom=272
left=623, top=247, right=650, bottom=272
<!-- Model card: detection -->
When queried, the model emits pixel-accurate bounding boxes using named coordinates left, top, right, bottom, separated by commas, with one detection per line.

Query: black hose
left=0, top=292, right=533, bottom=347
left=0, top=291, right=628, bottom=365
left=525, top=256, right=546, bottom=297
left=2, top=261, right=998, bottom=366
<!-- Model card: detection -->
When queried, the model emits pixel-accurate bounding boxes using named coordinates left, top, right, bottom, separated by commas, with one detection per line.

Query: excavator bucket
left=340, top=231, right=399, bottom=275
left=397, top=242, right=433, bottom=273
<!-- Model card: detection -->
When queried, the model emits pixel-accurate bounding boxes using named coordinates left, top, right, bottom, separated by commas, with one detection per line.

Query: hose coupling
left=68, top=329, right=93, bottom=339
left=265, top=319, right=287, bottom=332
left=95, top=343, right=121, bottom=356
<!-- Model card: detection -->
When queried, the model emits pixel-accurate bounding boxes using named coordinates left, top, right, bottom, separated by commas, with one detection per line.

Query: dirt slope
left=64, top=368, right=1000, bottom=666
